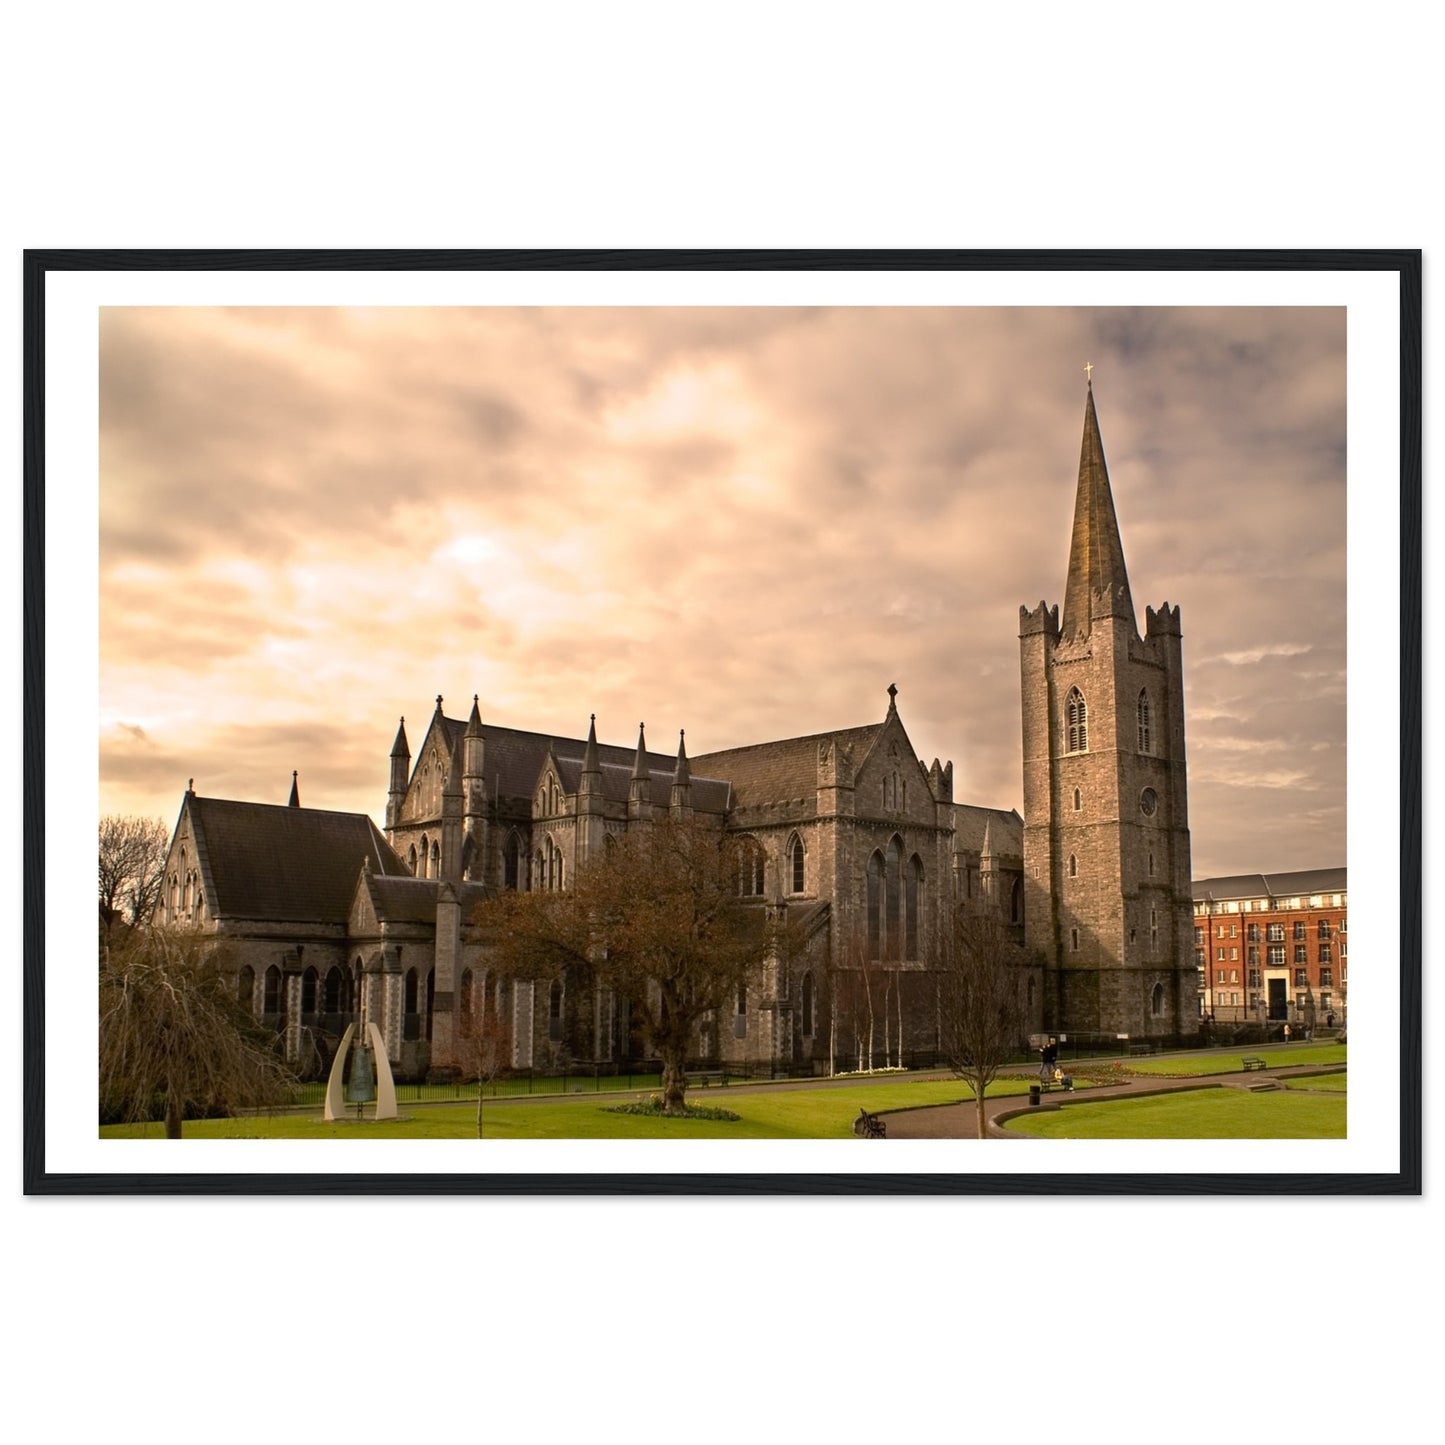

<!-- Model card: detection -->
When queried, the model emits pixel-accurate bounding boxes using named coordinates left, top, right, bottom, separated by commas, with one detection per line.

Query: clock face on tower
left=1139, top=787, right=1158, bottom=817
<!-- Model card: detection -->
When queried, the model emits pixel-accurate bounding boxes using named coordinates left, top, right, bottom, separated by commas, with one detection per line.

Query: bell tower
left=1019, top=378, right=1196, bottom=1041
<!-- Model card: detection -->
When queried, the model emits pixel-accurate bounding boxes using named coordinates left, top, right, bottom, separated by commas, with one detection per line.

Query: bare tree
left=455, top=983, right=513, bottom=1138
left=937, top=904, right=1028, bottom=1139
left=100, top=928, right=297, bottom=1137
left=474, top=817, right=796, bottom=1115
left=98, top=815, right=170, bottom=940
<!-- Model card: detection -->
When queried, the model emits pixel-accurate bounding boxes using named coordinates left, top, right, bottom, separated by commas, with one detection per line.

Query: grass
left=103, top=1074, right=1032, bottom=1140
left=1103, top=1044, right=1346, bottom=1078
left=1281, top=1072, right=1348, bottom=1092
left=1003, top=1085, right=1346, bottom=1139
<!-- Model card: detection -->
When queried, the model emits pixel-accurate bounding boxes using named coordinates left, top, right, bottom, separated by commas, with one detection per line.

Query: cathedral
left=154, top=382, right=1197, bottom=1079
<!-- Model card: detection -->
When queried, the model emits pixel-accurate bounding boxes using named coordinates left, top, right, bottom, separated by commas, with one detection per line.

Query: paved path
left=878, top=1062, right=1345, bottom=1139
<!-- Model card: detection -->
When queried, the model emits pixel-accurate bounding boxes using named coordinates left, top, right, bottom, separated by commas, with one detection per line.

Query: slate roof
left=1192, top=867, right=1347, bottom=903
left=692, top=724, right=882, bottom=810
left=952, top=804, right=1024, bottom=856
left=437, top=716, right=731, bottom=814
left=188, top=795, right=407, bottom=924
left=361, top=874, right=490, bottom=925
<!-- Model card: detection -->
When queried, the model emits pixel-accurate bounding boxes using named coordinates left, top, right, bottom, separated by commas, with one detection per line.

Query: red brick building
left=1192, top=868, right=1347, bottom=1029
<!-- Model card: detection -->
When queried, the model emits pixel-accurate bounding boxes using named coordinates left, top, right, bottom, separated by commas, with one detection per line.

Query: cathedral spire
left=1061, top=383, right=1136, bottom=642
left=288, top=771, right=300, bottom=808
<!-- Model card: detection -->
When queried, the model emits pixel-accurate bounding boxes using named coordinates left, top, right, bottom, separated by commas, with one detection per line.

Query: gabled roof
left=692, top=724, right=882, bottom=810
left=186, top=795, right=408, bottom=924
left=359, top=874, right=491, bottom=925
left=1193, top=867, right=1347, bottom=903
left=435, top=715, right=731, bottom=814
left=953, top=804, right=1023, bottom=856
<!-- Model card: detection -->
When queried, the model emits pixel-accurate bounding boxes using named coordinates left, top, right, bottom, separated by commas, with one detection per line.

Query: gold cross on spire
left=1084, top=361, right=1094, bottom=383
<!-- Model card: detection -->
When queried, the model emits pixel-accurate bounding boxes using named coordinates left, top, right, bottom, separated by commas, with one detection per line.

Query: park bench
left=1241, top=1056, right=1268, bottom=1072
left=1128, top=1043, right=1155, bottom=1057
left=686, top=1070, right=728, bottom=1088
left=853, top=1107, right=887, bottom=1138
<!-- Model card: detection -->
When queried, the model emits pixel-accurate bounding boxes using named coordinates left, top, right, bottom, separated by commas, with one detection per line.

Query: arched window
left=430, top=840, right=440, bottom=877
left=549, top=980, right=563, bottom=1041
left=1069, top=854, right=1078, bottom=878
left=1137, top=690, right=1152, bottom=754
left=885, top=837, right=902, bottom=962
left=866, top=852, right=883, bottom=959
left=1073, top=787, right=1082, bottom=812
left=409, top=844, right=418, bottom=875
left=801, top=971, right=814, bottom=1037
left=1150, top=981, right=1166, bottom=1017
left=1066, top=688, right=1088, bottom=753
left=1011, top=877, right=1024, bottom=924
left=1071, top=927, right=1079, bottom=951
left=404, top=967, right=419, bottom=1014
left=503, top=832, right=521, bottom=890
left=237, top=965, right=255, bottom=1013
left=323, top=966, right=347, bottom=1012
left=738, top=838, right=765, bottom=897
left=300, top=967, right=318, bottom=1015
left=905, top=855, right=923, bottom=959
left=788, top=833, right=805, bottom=895
left=419, top=835, right=429, bottom=878
left=263, top=964, right=283, bottom=1015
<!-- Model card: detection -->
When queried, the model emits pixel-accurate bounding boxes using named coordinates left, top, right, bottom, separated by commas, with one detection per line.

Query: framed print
left=22, top=249, right=1421, bottom=1195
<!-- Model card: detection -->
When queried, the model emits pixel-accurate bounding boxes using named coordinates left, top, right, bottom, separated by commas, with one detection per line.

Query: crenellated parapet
left=1019, top=600, right=1060, bottom=640
left=1145, top=602, right=1182, bottom=639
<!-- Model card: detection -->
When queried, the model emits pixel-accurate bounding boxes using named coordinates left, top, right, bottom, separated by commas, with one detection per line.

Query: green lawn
left=1109, top=1044, right=1346, bottom=1078
left=1003, top=1085, right=1346, bottom=1139
left=1281, top=1072, right=1348, bottom=1092
left=103, top=1075, right=1034, bottom=1141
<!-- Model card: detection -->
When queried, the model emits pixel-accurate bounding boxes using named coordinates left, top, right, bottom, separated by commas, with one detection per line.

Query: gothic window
left=738, top=838, right=765, bottom=897
left=237, top=965, right=255, bottom=1013
left=263, top=965, right=283, bottom=1015
left=1073, top=787, right=1081, bottom=812
left=801, top=970, right=814, bottom=1037
left=503, top=832, right=521, bottom=890
left=885, top=837, right=903, bottom=961
left=300, top=967, right=318, bottom=1015
left=548, top=980, right=563, bottom=1041
left=430, top=840, right=440, bottom=876
left=409, top=844, right=418, bottom=875
left=404, top=968, right=419, bottom=1014
left=1071, top=927, right=1079, bottom=951
left=1065, top=688, right=1088, bottom=753
left=1148, top=851, right=1155, bottom=878
left=419, top=835, right=429, bottom=878
left=867, top=852, right=883, bottom=959
left=1011, top=877, right=1024, bottom=924
left=323, top=966, right=347, bottom=1013
left=905, top=855, right=923, bottom=959
left=1151, top=982, right=1165, bottom=1017
left=425, top=969, right=435, bottom=1042
left=788, top=833, right=805, bottom=894
left=1137, top=691, right=1152, bottom=754
left=1068, top=854, right=1078, bottom=878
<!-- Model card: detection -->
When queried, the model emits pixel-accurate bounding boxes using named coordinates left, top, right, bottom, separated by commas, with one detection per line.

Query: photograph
left=26, top=253, right=1419, bottom=1192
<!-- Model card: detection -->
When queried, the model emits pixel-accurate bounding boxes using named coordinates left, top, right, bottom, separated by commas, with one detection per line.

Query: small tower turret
left=577, top=714, right=606, bottom=863
left=628, top=723, right=652, bottom=823
left=670, top=730, right=692, bottom=817
left=462, top=696, right=487, bottom=881
left=386, top=717, right=409, bottom=830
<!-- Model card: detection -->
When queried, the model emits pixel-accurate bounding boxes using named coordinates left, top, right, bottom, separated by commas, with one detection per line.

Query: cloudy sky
left=97, top=305, right=1346, bottom=877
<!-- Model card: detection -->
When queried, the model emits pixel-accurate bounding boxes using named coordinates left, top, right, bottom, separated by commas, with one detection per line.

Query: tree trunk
left=974, top=1079, right=988, bottom=1141
left=661, top=1048, right=688, bottom=1115
left=164, top=1088, right=183, bottom=1140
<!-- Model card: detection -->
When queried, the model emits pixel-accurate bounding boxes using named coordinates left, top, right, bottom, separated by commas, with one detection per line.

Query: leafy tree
left=937, top=903, right=1028, bottom=1139
left=98, top=815, right=170, bottom=941
left=100, top=928, right=297, bottom=1137
left=474, top=817, right=795, bottom=1115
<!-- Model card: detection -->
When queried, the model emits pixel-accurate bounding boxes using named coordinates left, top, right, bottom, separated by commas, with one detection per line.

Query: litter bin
left=1029, top=1084, right=1041, bottom=1107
